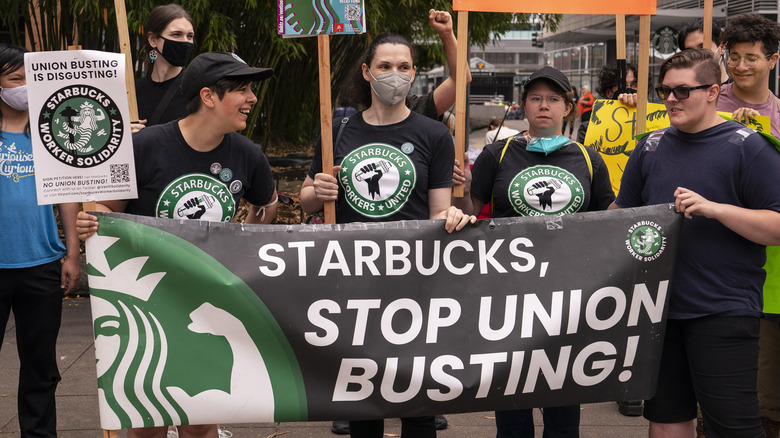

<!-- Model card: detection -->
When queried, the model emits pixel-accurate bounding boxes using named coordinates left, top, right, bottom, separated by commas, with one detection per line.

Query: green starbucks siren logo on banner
left=38, top=84, right=124, bottom=168
left=156, top=174, right=237, bottom=222
left=86, top=217, right=306, bottom=429
left=626, top=221, right=667, bottom=262
left=508, top=165, right=584, bottom=216
left=339, top=143, right=416, bottom=218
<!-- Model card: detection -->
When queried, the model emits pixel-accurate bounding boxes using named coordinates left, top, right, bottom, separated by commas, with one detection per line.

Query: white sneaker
left=218, top=428, right=233, bottom=438
left=166, top=429, right=179, bottom=438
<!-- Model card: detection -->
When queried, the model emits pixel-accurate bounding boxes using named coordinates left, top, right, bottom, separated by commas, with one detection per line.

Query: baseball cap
left=525, top=66, right=571, bottom=94
left=180, top=52, right=273, bottom=100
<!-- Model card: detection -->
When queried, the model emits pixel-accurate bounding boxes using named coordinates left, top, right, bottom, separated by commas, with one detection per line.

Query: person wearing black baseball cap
left=76, top=53, right=279, bottom=438
left=453, top=65, right=615, bottom=438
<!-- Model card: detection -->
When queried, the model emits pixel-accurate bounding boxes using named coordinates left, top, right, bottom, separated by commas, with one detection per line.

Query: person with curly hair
left=718, top=13, right=780, bottom=137
left=576, top=62, right=639, bottom=144
left=718, top=13, right=780, bottom=438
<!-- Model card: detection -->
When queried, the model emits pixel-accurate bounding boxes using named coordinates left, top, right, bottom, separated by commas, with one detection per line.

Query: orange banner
left=453, top=0, right=656, bottom=14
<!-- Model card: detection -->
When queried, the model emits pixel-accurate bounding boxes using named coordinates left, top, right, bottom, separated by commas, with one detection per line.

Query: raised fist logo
left=355, top=161, right=392, bottom=199
left=527, top=179, right=562, bottom=211
left=177, top=195, right=215, bottom=219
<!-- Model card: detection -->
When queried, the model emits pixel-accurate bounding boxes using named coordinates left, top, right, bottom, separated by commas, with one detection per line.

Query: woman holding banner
left=132, top=4, right=195, bottom=132
left=0, top=43, right=81, bottom=438
left=300, top=32, right=475, bottom=438
left=453, top=66, right=615, bottom=438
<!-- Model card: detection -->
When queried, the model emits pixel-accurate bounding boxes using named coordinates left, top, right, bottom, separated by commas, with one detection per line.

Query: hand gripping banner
left=86, top=205, right=682, bottom=428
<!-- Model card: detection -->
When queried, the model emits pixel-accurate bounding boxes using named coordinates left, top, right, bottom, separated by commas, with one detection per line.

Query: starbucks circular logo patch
left=156, top=174, right=236, bottom=222
left=339, top=143, right=417, bottom=218
left=626, top=221, right=666, bottom=262
left=38, top=84, right=123, bottom=168
left=507, top=165, right=584, bottom=216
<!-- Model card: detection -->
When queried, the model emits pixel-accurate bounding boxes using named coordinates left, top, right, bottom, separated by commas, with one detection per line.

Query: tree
left=0, top=0, right=559, bottom=147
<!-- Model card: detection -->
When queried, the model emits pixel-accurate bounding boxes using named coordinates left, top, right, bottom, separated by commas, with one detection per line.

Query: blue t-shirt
left=616, top=121, right=780, bottom=319
left=0, top=131, right=66, bottom=268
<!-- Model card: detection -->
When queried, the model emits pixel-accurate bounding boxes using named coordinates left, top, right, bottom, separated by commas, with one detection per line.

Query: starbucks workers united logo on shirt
left=339, top=143, right=417, bottom=218
left=508, top=165, right=585, bottom=216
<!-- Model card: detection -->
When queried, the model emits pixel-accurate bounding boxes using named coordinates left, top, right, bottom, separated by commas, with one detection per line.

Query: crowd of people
left=2, top=4, right=780, bottom=438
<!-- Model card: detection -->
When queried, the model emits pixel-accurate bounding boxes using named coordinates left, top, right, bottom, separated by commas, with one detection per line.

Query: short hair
left=720, top=13, right=780, bottom=55
left=677, top=18, right=722, bottom=50
left=185, top=75, right=254, bottom=115
left=521, top=78, right=576, bottom=125
left=0, top=44, right=30, bottom=139
left=488, top=116, right=501, bottom=129
left=581, top=85, right=590, bottom=93
left=596, top=62, right=639, bottom=97
left=658, top=48, right=721, bottom=89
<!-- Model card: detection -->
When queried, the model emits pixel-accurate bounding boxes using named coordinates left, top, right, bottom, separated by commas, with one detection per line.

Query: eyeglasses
left=526, top=95, right=564, bottom=105
left=726, top=53, right=771, bottom=68
left=655, top=84, right=713, bottom=100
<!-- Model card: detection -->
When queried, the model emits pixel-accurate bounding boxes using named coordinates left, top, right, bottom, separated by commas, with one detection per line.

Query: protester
left=718, top=13, right=780, bottom=137
left=677, top=17, right=730, bottom=84
left=331, top=10, right=468, bottom=436
left=611, top=48, right=780, bottom=438
left=577, top=62, right=639, bottom=144
left=577, top=84, right=594, bottom=123
left=301, top=32, right=475, bottom=438
left=717, top=13, right=780, bottom=437
left=561, top=85, right=579, bottom=137
left=132, top=4, right=195, bottom=132
left=407, top=9, right=472, bottom=119
left=453, top=66, right=615, bottom=438
left=0, top=43, right=81, bottom=438
left=76, top=51, right=278, bottom=438
left=484, top=115, right=519, bottom=145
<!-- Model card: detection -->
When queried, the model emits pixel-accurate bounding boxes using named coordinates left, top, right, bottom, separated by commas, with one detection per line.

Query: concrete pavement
left=0, top=295, right=650, bottom=438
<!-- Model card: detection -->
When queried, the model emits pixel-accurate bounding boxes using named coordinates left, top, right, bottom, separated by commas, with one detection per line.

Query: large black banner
left=86, top=205, right=681, bottom=428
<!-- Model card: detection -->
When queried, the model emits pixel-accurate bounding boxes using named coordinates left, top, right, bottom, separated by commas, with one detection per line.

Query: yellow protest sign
left=582, top=99, right=770, bottom=195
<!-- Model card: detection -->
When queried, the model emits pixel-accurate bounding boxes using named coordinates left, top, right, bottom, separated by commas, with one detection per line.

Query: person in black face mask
left=576, top=62, right=641, bottom=144
left=132, top=4, right=196, bottom=133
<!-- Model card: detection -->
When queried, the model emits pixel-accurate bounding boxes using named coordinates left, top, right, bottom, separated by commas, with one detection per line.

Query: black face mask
left=159, top=36, right=194, bottom=67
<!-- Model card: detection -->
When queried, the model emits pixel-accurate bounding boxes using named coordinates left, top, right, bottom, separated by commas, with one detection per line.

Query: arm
left=429, top=187, right=476, bottom=233
left=246, top=193, right=278, bottom=225
left=674, top=187, right=780, bottom=245
left=75, top=200, right=128, bottom=241
left=429, top=9, right=472, bottom=117
left=300, top=166, right=341, bottom=215
left=57, top=203, right=81, bottom=295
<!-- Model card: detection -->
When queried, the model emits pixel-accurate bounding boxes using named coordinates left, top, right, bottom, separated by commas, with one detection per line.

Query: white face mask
left=0, top=85, right=29, bottom=111
left=368, top=70, right=412, bottom=107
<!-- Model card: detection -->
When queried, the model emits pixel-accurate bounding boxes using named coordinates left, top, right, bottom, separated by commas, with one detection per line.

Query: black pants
left=0, top=261, right=63, bottom=438
left=349, top=416, right=435, bottom=438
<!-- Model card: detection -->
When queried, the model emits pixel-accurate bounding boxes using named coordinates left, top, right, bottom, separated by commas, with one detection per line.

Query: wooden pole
left=318, top=34, right=336, bottom=224
left=114, top=0, right=139, bottom=122
left=615, top=15, right=626, bottom=60
left=703, top=0, right=713, bottom=51
left=453, top=11, right=469, bottom=198
left=636, top=15, right=651, bottom=137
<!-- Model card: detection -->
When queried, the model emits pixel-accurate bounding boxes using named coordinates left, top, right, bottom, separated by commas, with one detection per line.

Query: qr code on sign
left=345, top=5, right=361, bottom=21
left=110, top=163, right=130, bottom=183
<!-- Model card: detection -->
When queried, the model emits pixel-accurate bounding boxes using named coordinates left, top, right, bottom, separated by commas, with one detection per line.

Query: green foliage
left=2, top=0, right=558, bottom=149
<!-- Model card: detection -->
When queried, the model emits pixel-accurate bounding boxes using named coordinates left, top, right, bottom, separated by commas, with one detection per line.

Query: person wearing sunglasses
left=716, top=13, right=780, bottom=137
left=453, top=66, right=615, bottom=438
left=612, top=48, right=780, bottom=438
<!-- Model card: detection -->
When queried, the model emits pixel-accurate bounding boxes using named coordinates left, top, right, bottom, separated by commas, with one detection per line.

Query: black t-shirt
left=308, top=111, right=454, bottom=223
left=471, top=135, right=615, bottom=217
left=617, top=121, right=780, bottom=319
left=135, top=73, right=189, bottom=125
left=127, top=121, right=275, bottom=221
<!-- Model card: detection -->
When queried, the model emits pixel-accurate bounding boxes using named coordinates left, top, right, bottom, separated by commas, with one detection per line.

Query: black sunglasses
left=655, top=84, right=713, bottom=100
